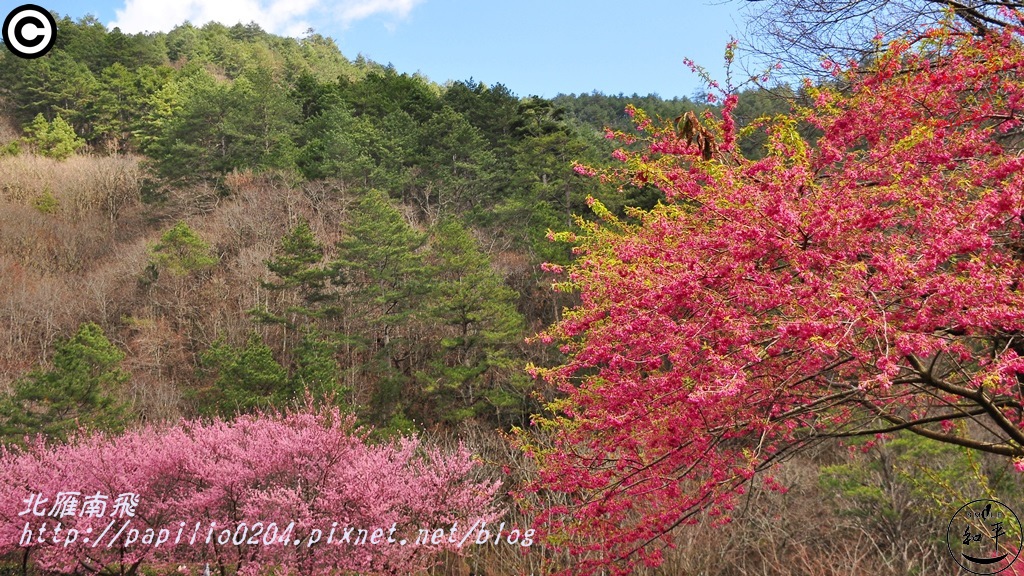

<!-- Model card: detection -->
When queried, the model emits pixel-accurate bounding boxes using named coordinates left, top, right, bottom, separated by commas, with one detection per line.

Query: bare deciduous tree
left=737, top=0, right=1022, bottom=79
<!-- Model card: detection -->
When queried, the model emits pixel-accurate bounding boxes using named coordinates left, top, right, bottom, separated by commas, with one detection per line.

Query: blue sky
left=19, top=0, right=749, bottom=99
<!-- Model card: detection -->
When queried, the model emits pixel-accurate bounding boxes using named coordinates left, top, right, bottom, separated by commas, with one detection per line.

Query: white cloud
left=109, top=0, right=424, bottom=35
left=335, top=0, right=424, bottom=26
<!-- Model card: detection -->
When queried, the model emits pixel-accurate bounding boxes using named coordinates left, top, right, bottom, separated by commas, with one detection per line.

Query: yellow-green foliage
left=32, top=189, right=59, bottom=214
left=23, top=114, right=86, bottom=160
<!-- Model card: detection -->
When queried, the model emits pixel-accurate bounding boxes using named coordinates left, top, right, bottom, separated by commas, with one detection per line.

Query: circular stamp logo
left=3, top=5, right=57, bottom=59
left=948, top=499, right=1023, bottom=574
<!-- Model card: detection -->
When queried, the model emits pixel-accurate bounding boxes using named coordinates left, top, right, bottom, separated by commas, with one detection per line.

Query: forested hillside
left=4, top=10, right=1008, bottom=576
left=0, top=15, right=785, bottom=435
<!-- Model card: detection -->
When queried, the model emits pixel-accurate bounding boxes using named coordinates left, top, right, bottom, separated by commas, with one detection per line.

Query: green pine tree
left=295, top=102, right=378, bottom=182
left=264, top=220, right=337, bottom=311
left=149, top=220, right=218, bottom=277
left=23, top=113, right=86, bottom=160
left=0, top=322, right=130, bottom=445
left=288, top=330, right=347, bottom=406
left=334, top=189, right=428, bottom=339
left=332, top=189, right=428, bottom=424
left=197, top=334, right=288, bottom=416
left=222, top=67, right=300, bottom=171
left=418, top=220, right=526, bottom=424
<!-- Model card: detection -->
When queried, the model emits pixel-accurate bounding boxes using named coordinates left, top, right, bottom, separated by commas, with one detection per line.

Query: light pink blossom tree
left=0, top=406, right=500, bottom=576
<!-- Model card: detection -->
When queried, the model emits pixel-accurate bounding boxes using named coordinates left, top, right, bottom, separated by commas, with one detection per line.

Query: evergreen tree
left=0, top=323, right=130, bottom=444
left=165, top=22, right=208, bottom=63
left=414, top=106, right=497, bottom=219
left=418, top=220, right=525, bottom=424
left=365, top=109, right=420, bottom=193
left=26, top=51, right=99, bottom=130
left=295, top=102, right=378, bottom=182
left=89, top=63, right=173, bottom=152
left=134, top=75, right=181, bottom=155
left=53, top=15, right=120, bottom=72
left=22, top=113, right=86, bottom=160
left=102, top=27, right=169, bottom=69
left=442, top=79, right=520, bottom=149
left=151, top=65, right=299, bottom=178
left=289, top=330, right=347, bottom=406
left=222, top=67, right=300, bottom=171
left=197, top=334, right=288, bottom=416
left=149, top=220, right=218, bottom=277
left=150, top=66, right=233, bottom=179
left=255, top=219, right=340, bottom=327
left=332, top=189, right=428, bottom=423
left=335, top=189, right=428, bottom=337
left=91, top=63, right=136, bottom=151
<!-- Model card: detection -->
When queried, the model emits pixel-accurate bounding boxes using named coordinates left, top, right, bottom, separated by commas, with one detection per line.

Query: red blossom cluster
left=523, top=19, right=1024, bottom=576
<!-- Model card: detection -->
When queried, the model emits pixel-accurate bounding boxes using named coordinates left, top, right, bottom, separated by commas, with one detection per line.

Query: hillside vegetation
left=0, top=14, right=975, bottom=576
left=0, top=15, right=739, bottom=433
